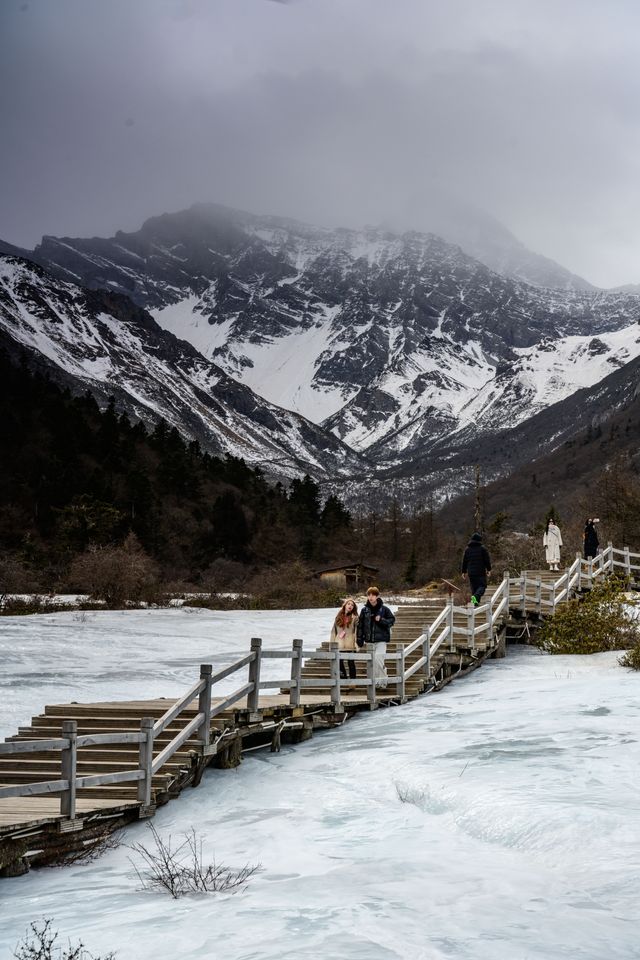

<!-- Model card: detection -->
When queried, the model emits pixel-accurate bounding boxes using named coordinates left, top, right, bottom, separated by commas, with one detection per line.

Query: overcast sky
left=1, top=0, right=640, bottom=287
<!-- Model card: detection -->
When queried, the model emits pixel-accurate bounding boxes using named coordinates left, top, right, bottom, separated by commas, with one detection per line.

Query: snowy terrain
left=2, top=607, right=640, bottom=960
left=0, top=256, right=369, bottom=480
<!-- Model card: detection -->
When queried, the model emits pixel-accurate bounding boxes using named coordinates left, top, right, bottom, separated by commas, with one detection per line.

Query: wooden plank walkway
left=1, top=543, right=638, bottom=877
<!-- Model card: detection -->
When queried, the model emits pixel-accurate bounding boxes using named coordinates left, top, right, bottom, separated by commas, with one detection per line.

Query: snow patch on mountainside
left=152, top=295, right=234, bottom=358
left=457, top=322, right=640, bottom=432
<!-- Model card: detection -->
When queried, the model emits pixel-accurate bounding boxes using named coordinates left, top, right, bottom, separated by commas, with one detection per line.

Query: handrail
left=152, top=712, right=204, bottom=774
left=153, top=676, right=207, bottom=736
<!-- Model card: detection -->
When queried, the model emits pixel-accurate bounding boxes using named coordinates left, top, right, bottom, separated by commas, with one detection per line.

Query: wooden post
left=447, top=595, right=455, bottom=652
left=587, top=558, right=594, bottom=589
left=329, top=640, right=341, bottom=707
left=60, top=720, right=77, bottom=819
left=422, top=622, right=431, bottom=679
left=247, top=637, right=262, bottom=716
left=503, top=571, right=510, bottom=612
left=467, top=604, right=475, bottom=652
left=624, top=546, right=631, bottom=580
left=289, top=638, right=303, bottom=707
left=487, top=592, right=494, bottom=642
left=576, top=552, right=582, bottom=591
left=520, top=572, right=527, bottom=616
left=607, top=541, right=613, bottom=573
left=365, top=642, right=376, bottom=708
left=197, top=664, right=212, bottom=747
left=138, top=717, right=154, bottom=807
left=535, top=576, right=542, bottom=615
left=398, top=643, right=406, bottom=701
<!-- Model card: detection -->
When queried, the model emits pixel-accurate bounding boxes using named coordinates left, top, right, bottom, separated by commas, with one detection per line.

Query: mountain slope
left=0, top=255, right=371, bottom=479
left=9, top=203, right=640, bottom=464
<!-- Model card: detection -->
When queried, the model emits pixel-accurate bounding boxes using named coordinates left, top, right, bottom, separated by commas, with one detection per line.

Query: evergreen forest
left=0, top=352, right=352, bottom=602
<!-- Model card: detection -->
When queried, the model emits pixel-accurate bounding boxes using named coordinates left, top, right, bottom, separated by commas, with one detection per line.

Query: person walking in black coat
left=461, top=533, right=492, bottom=607
left=583, top=518, right=600, bottom=560
left=356, top=586, right=395, bottom=689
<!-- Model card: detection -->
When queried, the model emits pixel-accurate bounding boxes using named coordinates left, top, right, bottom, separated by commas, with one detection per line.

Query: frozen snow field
left=1, top=607, right=640, bottom=960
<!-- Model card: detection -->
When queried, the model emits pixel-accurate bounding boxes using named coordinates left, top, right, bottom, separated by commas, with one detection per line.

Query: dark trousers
left=340, top=657, right=356, bottom=680
left=469, top=576, right=487, bottom=600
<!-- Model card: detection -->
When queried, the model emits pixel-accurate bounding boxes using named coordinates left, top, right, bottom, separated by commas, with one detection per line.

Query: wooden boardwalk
left=1, top=543, right=638, bottom=876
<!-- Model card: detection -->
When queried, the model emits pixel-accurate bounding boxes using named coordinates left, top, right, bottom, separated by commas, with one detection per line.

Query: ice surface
left=1, top=608, right=639, bottom=959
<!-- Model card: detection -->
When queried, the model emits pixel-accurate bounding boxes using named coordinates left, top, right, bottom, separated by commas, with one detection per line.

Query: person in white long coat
left=543, top=519, right=563, bottom=571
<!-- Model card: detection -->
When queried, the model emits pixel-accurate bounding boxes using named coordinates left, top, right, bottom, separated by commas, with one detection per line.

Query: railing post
left=365, top=642, right=376, bottom=709
left=197, top=664, right=212, bottom=748
left=607, top=541, right=613, bottom=573
left=289, top=638, right=303, bottom=707
left=138, top=717, right=154, bottom=807
left=503, top=572, right=511, bottom=614
left=467, top=604, right=475, bottom=652
left=487, top=593, right=494, bottom=641
left=587, top=558, right=594, bottom=588
left=535, top=576, right=542, bottom=615
left=247, top=637, right=262, bottom=716
left=447, top=595, right=455, bottom=652
left=576, top=553, right=582, bottom=591
left=422, top=622, right=431, bottom=680
left=520, top=572, right=527, bottom=616
left=398, top=643, right=406, bottom=701
left=329, top=640, right=341, bottom=708
left=624, top=546, right=631, bottom=581
left=60, top=719, right=77, bottom=820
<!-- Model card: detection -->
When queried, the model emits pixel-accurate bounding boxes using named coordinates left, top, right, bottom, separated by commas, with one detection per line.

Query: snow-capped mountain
left=0, top=255, right=372, bottom=479
left=2, top=203, right=640, bottom=504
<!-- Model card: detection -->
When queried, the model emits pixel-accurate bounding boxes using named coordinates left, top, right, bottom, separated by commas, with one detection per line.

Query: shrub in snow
left=619, top=641, right=640, bottom=671
left=129, top=823, right=260, bottom=898
left=14, top=919, right=114, bottom=960
left=68, top=533, right=159, bottom=608
left=536, top=578, right=640, bottom=656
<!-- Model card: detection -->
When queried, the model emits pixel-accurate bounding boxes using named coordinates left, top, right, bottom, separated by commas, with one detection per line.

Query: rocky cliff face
left=3, top=203, right=640, bottom=505
left=0, top=254, right=372, bottom=480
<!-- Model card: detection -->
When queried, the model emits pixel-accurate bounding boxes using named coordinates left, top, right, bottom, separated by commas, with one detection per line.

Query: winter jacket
left=584, top=522, right=599, bottom=558
left=543, top=523, right=563, bottom=564
left=461, top=534, right=492, bottom=578
left=356, top=599, right=395, bottom=646
left=329, top=613, right=358, bottom=651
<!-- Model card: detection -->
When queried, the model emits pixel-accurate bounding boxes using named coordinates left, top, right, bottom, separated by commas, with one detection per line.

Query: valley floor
left=1, top=608, right=639, bottom=960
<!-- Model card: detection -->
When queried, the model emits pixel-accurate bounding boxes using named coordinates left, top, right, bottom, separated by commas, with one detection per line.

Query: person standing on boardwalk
left=583, top=518, right=600, bottom=560
left=330, top=598, right=359, bottom=681
left=461, top=533, right=492, bottom=607
left=356, top=586, right=395, bottom=689
left=543, top=519, right=563, bottom=571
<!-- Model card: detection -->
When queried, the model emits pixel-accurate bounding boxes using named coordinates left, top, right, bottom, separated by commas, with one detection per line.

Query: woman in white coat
left=543, top=519, right=563, bottom=571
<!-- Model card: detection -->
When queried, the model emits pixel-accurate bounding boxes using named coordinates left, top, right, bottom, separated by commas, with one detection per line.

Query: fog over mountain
left=2, top=0, right=640, bottom=288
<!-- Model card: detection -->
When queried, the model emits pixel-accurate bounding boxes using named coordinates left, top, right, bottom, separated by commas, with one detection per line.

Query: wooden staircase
left=297, top=595, right=501, bottom=699
left=0, top=701, right=211, bottom=803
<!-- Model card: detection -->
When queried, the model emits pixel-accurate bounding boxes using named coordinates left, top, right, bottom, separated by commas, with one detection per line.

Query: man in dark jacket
left=583, top=518, right=599, bottom=560
left=356, top=586, right=396, bottom=688
left=461, top=533, right=492, bottom=607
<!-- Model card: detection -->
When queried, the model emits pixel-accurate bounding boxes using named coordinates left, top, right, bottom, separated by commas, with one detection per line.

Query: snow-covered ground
left=1, top=608, right=640, bottom=960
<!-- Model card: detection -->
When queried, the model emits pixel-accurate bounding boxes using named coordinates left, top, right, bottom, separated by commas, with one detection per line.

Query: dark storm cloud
left=2, top=0, right=640, bottom=285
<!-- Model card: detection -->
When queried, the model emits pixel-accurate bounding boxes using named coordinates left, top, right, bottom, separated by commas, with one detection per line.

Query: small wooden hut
left=315, top=563, right=379, bottom=594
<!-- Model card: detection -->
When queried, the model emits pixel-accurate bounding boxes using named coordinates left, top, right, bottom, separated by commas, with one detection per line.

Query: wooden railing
left=0, top=725, right=148, bottom=820
left=2, top=542, right=637, bottom=823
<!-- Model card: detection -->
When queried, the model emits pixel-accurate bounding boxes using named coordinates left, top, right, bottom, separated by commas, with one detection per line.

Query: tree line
left=0, top=351, right=351, bottom=600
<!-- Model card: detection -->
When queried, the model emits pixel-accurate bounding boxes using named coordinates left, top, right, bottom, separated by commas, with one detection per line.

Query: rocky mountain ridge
left=2, top=203, right=640, bottom=508
left=0, top=255, right=371, bottom=481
